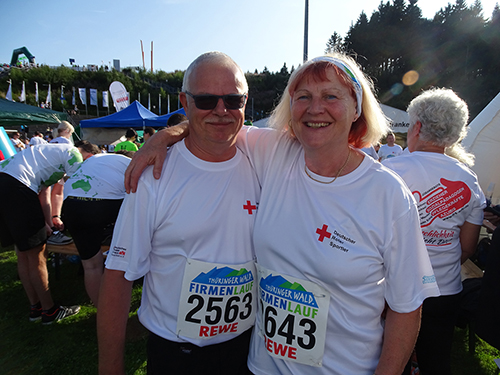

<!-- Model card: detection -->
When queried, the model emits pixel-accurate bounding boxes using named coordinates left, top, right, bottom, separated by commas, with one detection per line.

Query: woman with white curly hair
left=384, top=88, right=486, bottom=375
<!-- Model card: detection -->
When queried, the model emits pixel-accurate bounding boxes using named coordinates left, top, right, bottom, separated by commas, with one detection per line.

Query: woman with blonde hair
left=51, top=121, right=74, bottom=144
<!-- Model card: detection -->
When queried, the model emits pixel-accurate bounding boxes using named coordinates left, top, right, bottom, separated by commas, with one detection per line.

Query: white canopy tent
left=380, top=104, right=410, bottom=133
left=462, top=92, right=500, bottom=205
left=252, top=104, right=410, bottom=132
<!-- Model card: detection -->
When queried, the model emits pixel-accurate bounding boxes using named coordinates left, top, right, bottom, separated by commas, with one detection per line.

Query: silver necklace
left=304, top=148, right=351, bottom=184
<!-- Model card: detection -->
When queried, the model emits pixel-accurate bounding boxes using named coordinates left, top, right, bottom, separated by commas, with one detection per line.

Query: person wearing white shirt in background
left=378, top=132, right=403, bottom=161
left=384, top=88, right=485, bottom=375
left=29, top=131, right=48, bottom=146
left=10, top=131, right=25, bottom=152
left=50, top=121, right=74, bottom=144
left=63, top=145, right=132, bottom=308
left=47, top=121, right=76, bottom=243
left=0, top=143, right=83, bottom=324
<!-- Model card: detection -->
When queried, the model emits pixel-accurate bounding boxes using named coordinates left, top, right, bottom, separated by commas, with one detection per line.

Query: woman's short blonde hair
left=269, top=52, right=388, bottom=149
left=55, top=121, right=74, bottom=137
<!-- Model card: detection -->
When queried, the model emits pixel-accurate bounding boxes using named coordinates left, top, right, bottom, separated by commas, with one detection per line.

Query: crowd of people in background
left=1, top=49, right=498, bottom=375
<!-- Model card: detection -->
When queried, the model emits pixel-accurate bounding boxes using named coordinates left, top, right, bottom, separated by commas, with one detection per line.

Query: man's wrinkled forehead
left=184, top=54, right=248, bottom=93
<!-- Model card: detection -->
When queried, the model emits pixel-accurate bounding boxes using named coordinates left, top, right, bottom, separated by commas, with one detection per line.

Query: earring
left=288, top=119, right=296, bottom=138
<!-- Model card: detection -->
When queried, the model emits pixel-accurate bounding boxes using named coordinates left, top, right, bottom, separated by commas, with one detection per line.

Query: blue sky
left=1, top=0, right=498, bottom=74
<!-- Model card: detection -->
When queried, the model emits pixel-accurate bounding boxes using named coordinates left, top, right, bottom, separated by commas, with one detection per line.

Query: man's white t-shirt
left=378, top=143, right=403, bottom=161
left=64, top=153, right=131, bottom=200
left=384, top=151, right=485, bottom=295
left=29, top=136, right=48, bottom=146
left=237, top=127, right=439, bottom=375
left=0, top=143, right=82, bottom=192
left=50, top=136, right=72, bottom=144
left=105, top=139, right=260, bottom=347
left=10, top=137, right=24, bottom=152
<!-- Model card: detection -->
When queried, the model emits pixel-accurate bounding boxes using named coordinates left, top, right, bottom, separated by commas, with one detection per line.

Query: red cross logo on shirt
left=243, top=200, right=257, bottom=214
left=316, top=224, right=332, bottom=242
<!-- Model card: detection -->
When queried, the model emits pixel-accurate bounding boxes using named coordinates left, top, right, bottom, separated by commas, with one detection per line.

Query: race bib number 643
left=257, top=264, right=330, bottom=367
left=176, top=259, right=256, bottom=339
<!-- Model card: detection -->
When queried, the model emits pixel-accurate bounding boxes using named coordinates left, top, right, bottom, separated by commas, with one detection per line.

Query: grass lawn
left=1, top=244, right=499, bottom=374
left=0, top=245, right=147, bottom=375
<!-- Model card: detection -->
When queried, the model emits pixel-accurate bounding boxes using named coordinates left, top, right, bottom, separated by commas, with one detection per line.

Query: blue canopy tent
left=79, top=101, right=158, bottom=144
left=80, top=101, right=157, bottom=128
left=144, top=107, right=186, bottom=128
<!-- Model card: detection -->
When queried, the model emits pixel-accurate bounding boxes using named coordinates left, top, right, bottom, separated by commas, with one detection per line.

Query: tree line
left=327, top=0, right=500, bottom=119
left=1, top=0, right=498, bottom=122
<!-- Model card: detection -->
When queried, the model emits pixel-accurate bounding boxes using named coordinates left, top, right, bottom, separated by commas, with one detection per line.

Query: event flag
left=79, top=88, right=87, bottom=105
left=148, top=93, right=151, bottom=110
left=109, top=81, right=129, bottom=111
left=72, top=87, right=76, bottom=106
left=35, top=82, right=39, bottom=104
left=19, top=81, right=26, bottom=102
left=90, top=89, right=98, bottom=106
left=60, top=85, right=65, bottom=103
left=6, top=80, right=12, bottom=101
left=103, top=91, right=109, bottom=107
left=167, top=94, right=170, bottom=113
left=46, top=84, right=52, bottom=106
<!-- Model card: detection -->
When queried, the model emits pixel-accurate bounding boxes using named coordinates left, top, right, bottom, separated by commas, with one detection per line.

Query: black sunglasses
left=185, top=91, right=247, bottom=110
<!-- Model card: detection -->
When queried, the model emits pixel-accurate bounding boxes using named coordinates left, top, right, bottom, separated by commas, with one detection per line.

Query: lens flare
left=402, top=70, right=419, bottom=86
left=390, top=83, right=404, bottom=96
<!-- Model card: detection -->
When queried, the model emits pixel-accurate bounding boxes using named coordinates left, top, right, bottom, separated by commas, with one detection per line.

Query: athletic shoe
left=47, top=232, right=73, bottom=245
left=42, top=305, right=81, bottom=325
left=29, top=302, right=42, bottom=322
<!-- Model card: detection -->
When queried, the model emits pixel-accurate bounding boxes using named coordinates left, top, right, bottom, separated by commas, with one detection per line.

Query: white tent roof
left=380, top=104, right=410, bottom=133
left=251, top=104, right=410, bottom=132
left=462, top=92, right=500, bottom=204
left=253, top=118, right=269, bottom=128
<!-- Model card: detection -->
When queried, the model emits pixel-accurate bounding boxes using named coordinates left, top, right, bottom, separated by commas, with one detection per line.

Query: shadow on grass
left=452, top=327, right=500, bottom=375
left=0, top=246, right=147, bottom=375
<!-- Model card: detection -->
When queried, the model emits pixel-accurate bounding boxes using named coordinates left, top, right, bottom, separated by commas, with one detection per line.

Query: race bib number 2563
left=176, top=259, right=256, bottom=339
left=257, top=264, right=330, bottom=367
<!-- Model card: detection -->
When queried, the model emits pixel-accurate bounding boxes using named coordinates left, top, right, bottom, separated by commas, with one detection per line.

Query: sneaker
left=47, top=232, right=73, bottom=245
left=42, top=305, right=81, bottom=325
left=29, top=302, right=42, bottom=322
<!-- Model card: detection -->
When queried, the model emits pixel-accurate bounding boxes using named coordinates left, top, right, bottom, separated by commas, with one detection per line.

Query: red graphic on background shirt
left=413, top=178, right=471, bottom=227
left=316, top=224, right=332, bottom=242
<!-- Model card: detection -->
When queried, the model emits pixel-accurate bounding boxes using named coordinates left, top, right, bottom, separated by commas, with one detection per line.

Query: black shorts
left=146, top=329, right=253, bottom=375
left=62, top=197, right=123, bottom=260
left=0, top=173, right=47, bottom=251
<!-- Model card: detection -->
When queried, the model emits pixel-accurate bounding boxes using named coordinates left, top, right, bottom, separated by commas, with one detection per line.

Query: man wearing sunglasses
left=98, top=52, right=259, bottom=375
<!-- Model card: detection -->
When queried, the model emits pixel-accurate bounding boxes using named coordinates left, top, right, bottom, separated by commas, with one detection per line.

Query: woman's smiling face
left=290, top=67, right=358, bottom=154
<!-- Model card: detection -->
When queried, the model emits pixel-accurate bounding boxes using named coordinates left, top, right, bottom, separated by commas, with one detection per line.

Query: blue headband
left=311, top=56, right=363, bottom=116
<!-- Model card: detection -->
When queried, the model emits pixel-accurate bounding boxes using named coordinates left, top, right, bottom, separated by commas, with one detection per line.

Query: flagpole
left=304, top=0, right=309, bottom=62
